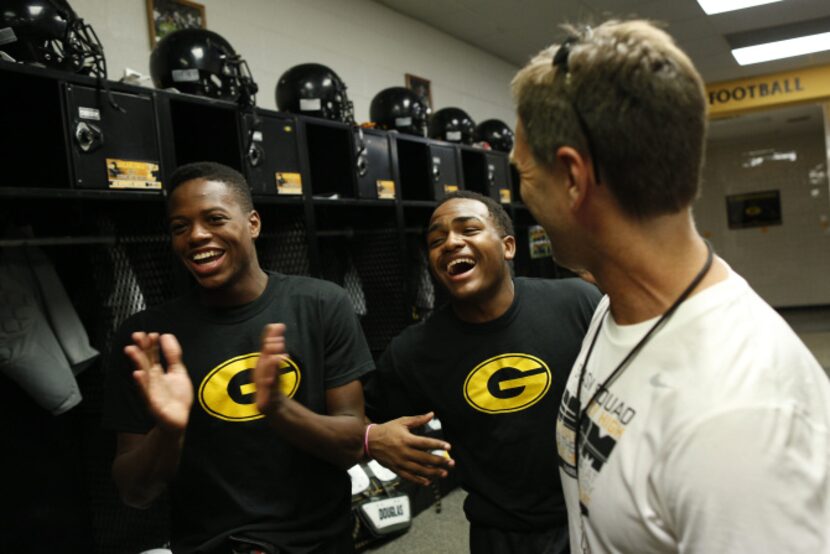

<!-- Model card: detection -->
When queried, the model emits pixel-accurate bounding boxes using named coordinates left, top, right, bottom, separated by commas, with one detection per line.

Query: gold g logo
left=198, top=353, right=301, bottom=422
left=463, top=353, right=551, bottom=414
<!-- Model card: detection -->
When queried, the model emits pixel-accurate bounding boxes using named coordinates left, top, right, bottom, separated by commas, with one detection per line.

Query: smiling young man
left=363, top=191, right=600, bottom=554
left=511, top=20, right=830, bottom=554
left=103, top=162, right=374, bottom=554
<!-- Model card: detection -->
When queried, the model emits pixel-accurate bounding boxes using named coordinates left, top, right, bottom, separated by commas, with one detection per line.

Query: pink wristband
left=363, top=423, right=375, bottom=459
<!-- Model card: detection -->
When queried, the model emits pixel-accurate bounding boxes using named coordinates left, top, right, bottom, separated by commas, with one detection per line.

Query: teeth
left=447, top=258, right=475, bottom=273
left=192, top=250, right=221, bottom=261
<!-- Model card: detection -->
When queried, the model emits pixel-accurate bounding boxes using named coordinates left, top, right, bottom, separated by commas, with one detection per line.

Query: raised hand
left=253, top=323, right=288, bottom=417
left=124, top=332, right=193, bottom=433
left=369, top=412, right=455, bottom=486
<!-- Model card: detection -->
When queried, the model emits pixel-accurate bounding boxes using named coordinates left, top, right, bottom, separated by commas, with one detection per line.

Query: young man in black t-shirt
left=103, top=162, right=374, bottom=553
left=364, top=191, right=600, bottom=553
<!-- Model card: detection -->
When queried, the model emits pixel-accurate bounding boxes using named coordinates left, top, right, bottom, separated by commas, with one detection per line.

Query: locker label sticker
left=529, top=225, right=553, bottom=259
left=276, top=172, right=303, bottom=195
left=172, top=68, right=199, bottom=83
left=300, top=98, right=321, bottom=111
left=499, top=188, right=512, bottom=204
left=79, top=107, right=101, bottom=121
left=106, top=159, right=162, bottom=190
left=377, top=180, right=396, bottom=200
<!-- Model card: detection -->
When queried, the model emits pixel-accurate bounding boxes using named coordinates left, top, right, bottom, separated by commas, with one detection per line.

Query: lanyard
left=573, top=241, right=713, bottom=551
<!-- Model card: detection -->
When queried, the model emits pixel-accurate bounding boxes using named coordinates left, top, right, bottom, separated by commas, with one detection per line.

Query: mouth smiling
left=191, top=249, right=224, bottom=264
left=187, top=248, right=226, bottom=276
left=446, top=257, right=476, bottom=278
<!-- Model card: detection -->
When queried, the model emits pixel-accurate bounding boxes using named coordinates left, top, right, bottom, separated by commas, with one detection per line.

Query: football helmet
left=369, top=86, right=431, bottom=137
left=474, top=119, right=514, bottom=153
left=0, top=0, right=106, bottom=76
left=150, top=28, right=258, bottom=107
left=276, top=63, right=354, bottom=124
left=428, top=107, right=475, bottom=144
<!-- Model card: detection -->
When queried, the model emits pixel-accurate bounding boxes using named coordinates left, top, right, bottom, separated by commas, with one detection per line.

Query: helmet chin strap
left=334, top=78, right=355, bottom=124
left=61, top=14, right=124, bottom=113
left=225, top=54, right=261, bottom=169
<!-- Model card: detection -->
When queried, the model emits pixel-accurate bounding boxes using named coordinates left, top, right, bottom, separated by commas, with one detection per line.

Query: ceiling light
left=732, top=31, right=830, bottom=64
left=697, top=0, right=782, bottom=15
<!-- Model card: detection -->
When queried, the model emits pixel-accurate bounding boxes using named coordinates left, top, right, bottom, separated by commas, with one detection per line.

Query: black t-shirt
left=365, top=277, right=600, bottom=532
left=103, top=272, right=375, bottom=553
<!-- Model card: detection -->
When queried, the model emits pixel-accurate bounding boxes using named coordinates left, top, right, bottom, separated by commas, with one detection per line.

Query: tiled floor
left=366, top=487, right=468, bottom=553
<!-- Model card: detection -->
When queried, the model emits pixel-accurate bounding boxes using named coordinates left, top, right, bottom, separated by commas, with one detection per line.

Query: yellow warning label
left=276, top=172, right=303, bottom=195
left=377, top=180, right=396, bottom=200
left=499, top=188, right=512, bottom=204
left=443, top=184, right=459, bottom=194
left=106, top=159, right=161, bottom=190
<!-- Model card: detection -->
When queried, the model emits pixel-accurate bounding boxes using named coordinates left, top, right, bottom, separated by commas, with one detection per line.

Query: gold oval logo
left=463, top=353, right=551, bottom=414
left=198, top=353, right=301, bottom=422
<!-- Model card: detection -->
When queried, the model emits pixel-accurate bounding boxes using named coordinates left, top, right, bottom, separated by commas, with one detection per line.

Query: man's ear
left=555, top=146, right=592, bottom=213
left=249, top=209, right=262, bottom=239
left=502, top=234, right=517, bottom=261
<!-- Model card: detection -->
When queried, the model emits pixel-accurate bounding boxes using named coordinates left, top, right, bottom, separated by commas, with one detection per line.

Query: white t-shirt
left=556, top=270, right=830, bottom=554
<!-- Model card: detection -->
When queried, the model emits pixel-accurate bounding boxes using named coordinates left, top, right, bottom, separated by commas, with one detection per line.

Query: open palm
left=253, top=323, right=287, bottom=416
left=124, top=332, right=194, bottom=432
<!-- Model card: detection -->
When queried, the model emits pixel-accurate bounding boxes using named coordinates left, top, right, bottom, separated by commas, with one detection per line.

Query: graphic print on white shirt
left=556, top=367, right=638, bottom=510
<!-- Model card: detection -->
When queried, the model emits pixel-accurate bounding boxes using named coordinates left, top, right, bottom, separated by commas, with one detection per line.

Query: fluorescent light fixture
left=697, top=0, right=782, bottom=15
left=732, top=31, right=830, bottom=65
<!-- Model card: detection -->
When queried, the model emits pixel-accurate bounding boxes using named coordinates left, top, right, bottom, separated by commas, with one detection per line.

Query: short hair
left=166, top=161, right=254, bottom=213
left=511, top=20, right=707, bottom=219
left=435, top=190, right=515, bottom=238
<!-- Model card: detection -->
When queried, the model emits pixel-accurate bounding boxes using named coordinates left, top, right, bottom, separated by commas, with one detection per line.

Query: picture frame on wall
left=146, top=0, right=207, bottom=45
left=405, top=73, right=433, bottom=110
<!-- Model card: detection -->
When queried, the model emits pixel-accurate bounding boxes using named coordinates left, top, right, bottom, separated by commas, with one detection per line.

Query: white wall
left=695, top=106, right=830, bottom=307
left=70, top=0, right=519, bottom=126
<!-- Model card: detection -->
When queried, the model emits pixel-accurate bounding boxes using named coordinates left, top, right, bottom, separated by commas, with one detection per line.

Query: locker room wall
left=696, top=103, right=830, bottom=307
left=71, top=0, right=520, bottom=126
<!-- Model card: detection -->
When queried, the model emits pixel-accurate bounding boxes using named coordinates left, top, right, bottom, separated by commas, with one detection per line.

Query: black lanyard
left=573, top=242, right=714, bottom=497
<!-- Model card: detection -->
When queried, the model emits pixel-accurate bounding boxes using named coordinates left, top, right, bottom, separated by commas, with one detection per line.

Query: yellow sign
left=443, top=184, right=459, bottom=195
left=106, top=159, right=161, bottom=190
left=377, top=179, right=396, bottom=200
left=706, top=64, right=830, bottom=118
left=276, top=172, right=302, bottom=195
left=499, top=188, right=512, bottom=204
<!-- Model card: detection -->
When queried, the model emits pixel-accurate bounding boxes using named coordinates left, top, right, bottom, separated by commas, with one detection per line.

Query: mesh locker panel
left=256, top=205, right=311, bottom=276
left=319, top=228, right=408, bottom=357
left=406, top=235, right=438, bottom=323
left=85, top=212, right=176, bottom=554
left=1, top=200, right=175, bottom=554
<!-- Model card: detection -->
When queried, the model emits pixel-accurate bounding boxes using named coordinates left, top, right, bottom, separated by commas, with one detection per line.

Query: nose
left=442, top=230, right=464, bottom=251
left=188, top=221, right=212, bottom=243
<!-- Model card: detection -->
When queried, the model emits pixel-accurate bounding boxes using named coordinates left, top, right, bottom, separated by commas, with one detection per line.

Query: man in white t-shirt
left=510, top=19, right=830, bottom=554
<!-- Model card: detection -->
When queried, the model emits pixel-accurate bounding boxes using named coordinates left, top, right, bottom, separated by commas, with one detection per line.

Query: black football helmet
left=475, top=119, right=515, bottom=153
left=150, top=28, right=258, bottom=107
left=0, top=0, right=106, bottom=76
left=370, top=87, right=431, bottom=137
left=276, top=63, right=354, bottom=124
left=428, top=107, right=475, bottom=145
